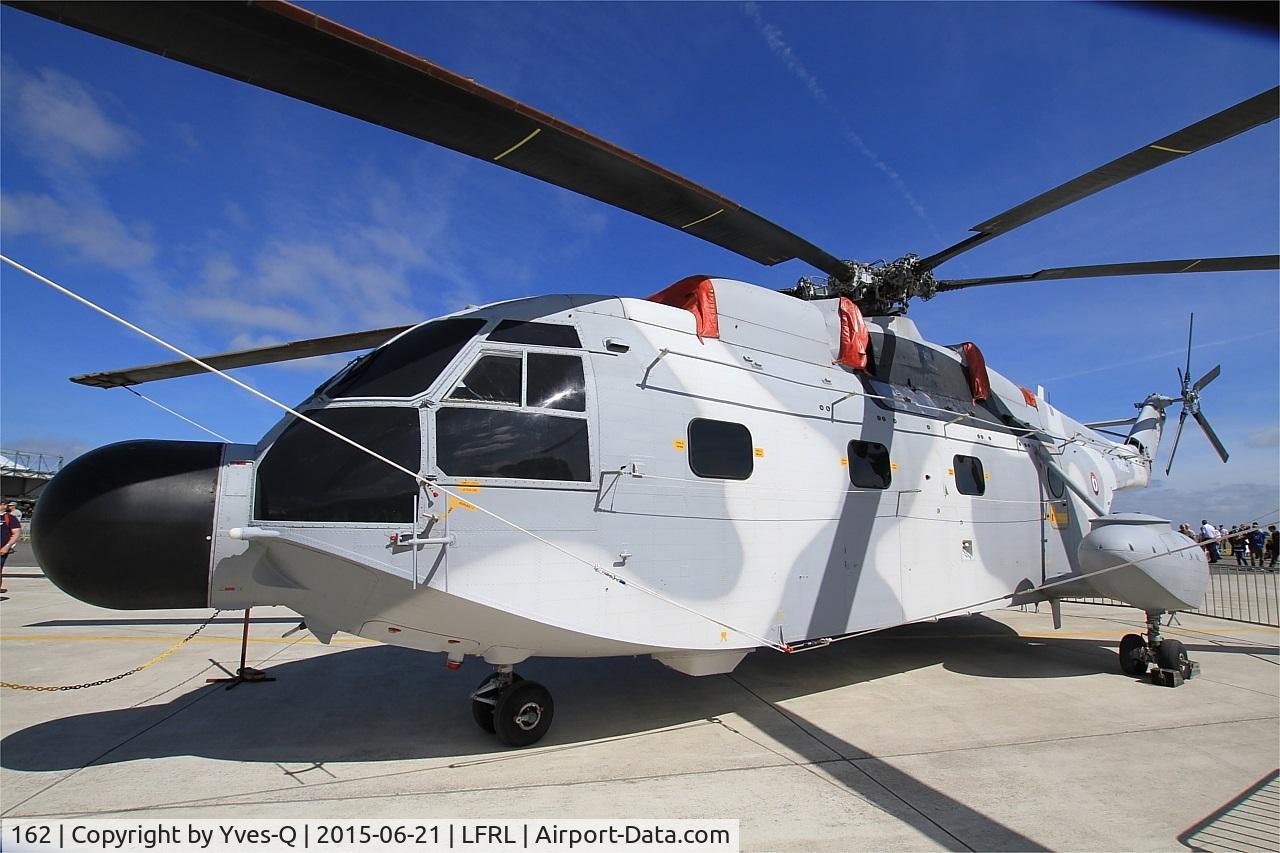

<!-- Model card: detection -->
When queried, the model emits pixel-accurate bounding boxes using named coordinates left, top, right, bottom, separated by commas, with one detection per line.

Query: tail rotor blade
left=1184, top=313, right=1194, bottom=381
left=1165, top=409, right=1188, bottom=476
left=1192, top=364, right=1221, bottom=393
left=1192, top=411, right=1230, bottom=464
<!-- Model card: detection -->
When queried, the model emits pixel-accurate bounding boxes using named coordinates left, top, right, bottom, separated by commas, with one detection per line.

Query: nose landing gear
left=1118, top=611, right=1199, bottom=687
left=470, top=666, right=554, bottom=746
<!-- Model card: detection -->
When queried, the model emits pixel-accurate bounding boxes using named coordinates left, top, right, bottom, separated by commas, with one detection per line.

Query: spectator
left=1268, top=525, right=1278, bottom=571
left=0, top=503, right=19, bottom=594
left=1231, top=527, right=1249, bottom=567
left=1199, top=519, right=1220, bottom=564
left=1248, top=523, right=1267, bottom=567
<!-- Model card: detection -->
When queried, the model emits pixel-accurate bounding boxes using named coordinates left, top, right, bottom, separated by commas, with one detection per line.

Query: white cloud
left=172, top=122, right=200, bottom=152
left=3, top=65, right=138, bottom=171
left=0, top=435, right=91, bottom=463
left=0, top=191, right=156, bottom=271
left=182, top=295, right=318, bottom=337
left=222, top=201, right=249, bottom=229
left=1113, top=480, right=1280, bottom=528
left=1245, top=426, right=1280, bottom=448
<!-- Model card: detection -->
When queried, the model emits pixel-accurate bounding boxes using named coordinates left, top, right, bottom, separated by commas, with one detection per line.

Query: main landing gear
left=1118, top=610, right=1199, bottom=687
left=470, top=666, right=555, bottom=747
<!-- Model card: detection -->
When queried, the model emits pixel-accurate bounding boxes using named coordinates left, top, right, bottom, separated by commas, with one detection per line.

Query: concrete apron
left=1, top=572, right=1277, bottom=851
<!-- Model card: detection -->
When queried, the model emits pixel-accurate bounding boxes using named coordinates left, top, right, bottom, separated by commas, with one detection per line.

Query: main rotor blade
left=1192, top=410, right=1230, bottom=463
left=935, top=255, right=1280, bottom=291
left=70, top=325, right=412, bottom=388
left=1193, top=364, right=1221, bottom=393
left=1165, top=409, right=1188, bottom=476
left=919, top=87, right=1280, bottom=271
left=9, top=1, right=849, bottom=281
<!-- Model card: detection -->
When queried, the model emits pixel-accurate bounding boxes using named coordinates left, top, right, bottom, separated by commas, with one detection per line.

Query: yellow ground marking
left=1015, top=627, right=1279, bottom=640
left=680, top=208, right=723, bottom=230
left=1, top=635, right=376, bottom=645
left=1149, top=143, right=1191, bottom=154
left=493, top=127, right=541, bottom=161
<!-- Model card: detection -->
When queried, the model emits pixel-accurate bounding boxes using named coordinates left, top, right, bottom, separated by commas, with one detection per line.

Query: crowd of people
left=1177, top=520, right=1278, bottom=569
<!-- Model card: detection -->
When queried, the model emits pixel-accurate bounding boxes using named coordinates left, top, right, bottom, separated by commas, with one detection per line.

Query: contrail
left=742, top=2, right=943, bottom=243
left=1040, top=329, right=1278, bottom=384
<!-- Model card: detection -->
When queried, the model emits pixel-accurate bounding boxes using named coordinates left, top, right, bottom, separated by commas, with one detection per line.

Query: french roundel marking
left=1089, top=471, right=1099, bottom=495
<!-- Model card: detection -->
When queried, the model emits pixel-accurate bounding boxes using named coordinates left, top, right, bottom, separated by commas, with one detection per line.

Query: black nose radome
left=32, top=440, right=222, bottom=610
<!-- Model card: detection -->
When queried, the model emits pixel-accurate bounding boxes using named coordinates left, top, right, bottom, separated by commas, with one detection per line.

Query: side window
left=527, top=353, right=586, bottom=411
left=953, top=454, right=985, bottom=496
left=688, top=419, right=753, bottom=480
left=436, top=409, right=590, bottom=481
left=437, top=351, right=590, bottom=482
left=255, top=407, right=420, bottom=522
left=1046, top=465, right=1065, bottom=499
left=848, top=440, right=891, bottom=489
left=448, top=354, right=521, bottom=404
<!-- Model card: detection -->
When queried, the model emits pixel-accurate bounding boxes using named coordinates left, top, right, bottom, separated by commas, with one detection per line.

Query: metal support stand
left=207, top=608, right=275, bottom=690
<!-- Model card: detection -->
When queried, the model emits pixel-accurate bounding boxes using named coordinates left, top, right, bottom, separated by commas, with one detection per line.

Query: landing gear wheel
left=493, top=680, right=554, bottom=747
left=1119, top=633, right=1148, bottom=677
left=471, top=672, right=522, bottom=734
left=1157, top=638, right=1188, bottom=673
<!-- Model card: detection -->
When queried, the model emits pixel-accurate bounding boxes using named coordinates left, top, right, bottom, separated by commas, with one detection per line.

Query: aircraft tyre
left=1157, top=638, right=1188, bottom=673
left=471, top=672, right=522, bottom=734
left=1118, top=633, right=1148, bottom=676
left=493, top=680, right=554, bottom=747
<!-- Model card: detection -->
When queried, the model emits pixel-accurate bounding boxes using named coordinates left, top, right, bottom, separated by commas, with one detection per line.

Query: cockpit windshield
left=325, top=318, right=485, bottom=399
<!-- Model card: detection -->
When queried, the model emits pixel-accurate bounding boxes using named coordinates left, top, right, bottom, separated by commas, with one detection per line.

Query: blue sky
left=1, top=2, right=1276, bottom=525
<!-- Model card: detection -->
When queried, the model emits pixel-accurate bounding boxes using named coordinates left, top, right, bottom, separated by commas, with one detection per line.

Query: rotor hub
left=787, top=255, right=938, bottom=314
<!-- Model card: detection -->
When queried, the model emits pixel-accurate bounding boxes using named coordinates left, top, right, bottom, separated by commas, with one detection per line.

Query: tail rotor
left=1165, top=313, right=1228, bottom=475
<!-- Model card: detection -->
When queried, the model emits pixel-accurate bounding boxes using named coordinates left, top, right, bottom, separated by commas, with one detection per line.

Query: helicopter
left=7, top=2, right=1278, bottom=747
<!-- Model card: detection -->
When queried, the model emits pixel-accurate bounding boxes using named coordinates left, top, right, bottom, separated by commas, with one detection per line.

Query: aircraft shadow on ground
left=9, top=614, right=1271, bottom=850
left=7, top=613, right=1259, bottom=776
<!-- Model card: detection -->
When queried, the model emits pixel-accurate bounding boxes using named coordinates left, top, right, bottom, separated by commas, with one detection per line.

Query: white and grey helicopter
left=13, top=2, right=1279, bottom=746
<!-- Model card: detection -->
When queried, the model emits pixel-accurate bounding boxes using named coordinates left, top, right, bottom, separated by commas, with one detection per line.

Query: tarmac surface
left=1, top=562, right=1278, bottom=852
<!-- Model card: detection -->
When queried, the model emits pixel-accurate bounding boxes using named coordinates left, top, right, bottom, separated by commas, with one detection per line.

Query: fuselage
left=192, top=279, right=1151, bottom=674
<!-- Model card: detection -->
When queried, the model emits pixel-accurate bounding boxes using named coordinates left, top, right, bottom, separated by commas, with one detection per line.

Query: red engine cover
left=647, top=275, right=719, bottom=340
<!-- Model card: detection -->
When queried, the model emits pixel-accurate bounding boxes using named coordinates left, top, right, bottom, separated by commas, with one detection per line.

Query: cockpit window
left=527, top=353, right=586, bottom=411
left=326, top=318, right=484, bottom=399
left=488, top=320, right=581, bottom=348
left=255, top=407, right=420, bottom=522
left=448, top=354, right=522, bottom=404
